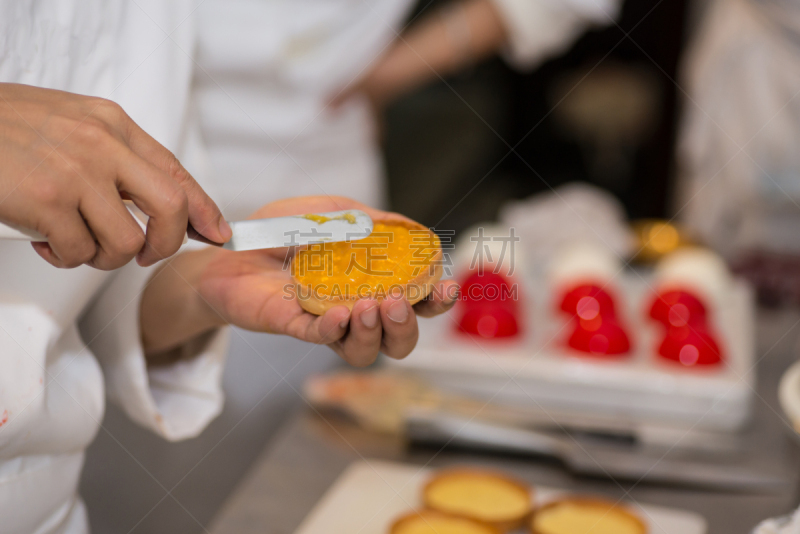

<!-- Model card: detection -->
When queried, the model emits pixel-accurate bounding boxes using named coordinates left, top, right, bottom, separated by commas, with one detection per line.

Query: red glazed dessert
left=657, top=326, right=722, bottom=366
left=455, top=271, right=522, bottom=340
left=648, top=288, right=723, bottom=367
left=558, top=283, right=631, bottom=358
left=649, top=289, right=707, bottom=326
left=560, top=284, right=617, bottom=317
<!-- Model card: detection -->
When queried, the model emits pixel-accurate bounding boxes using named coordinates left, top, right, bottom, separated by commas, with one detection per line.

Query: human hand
left=0, top=83, right=230, bottom=269
left=328, top=0, right=507, bottom=112
left=143, top=196, right=459, bottom=366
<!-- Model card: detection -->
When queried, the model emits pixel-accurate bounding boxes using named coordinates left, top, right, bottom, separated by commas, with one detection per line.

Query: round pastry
left=531, top=498, right=647, bottom=534
left=292, top=215, right=442, bottom=315
left=422, top=469, right=532, bottom=530
left=390, top=510, right=500, bottom=534
left=779, top=360, right=800, bottom=437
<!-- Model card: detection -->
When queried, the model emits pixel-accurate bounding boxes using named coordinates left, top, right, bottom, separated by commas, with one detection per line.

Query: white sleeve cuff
left=490, top=0, right=621, bottom=70
left=79, top=253, right=230, bottom=442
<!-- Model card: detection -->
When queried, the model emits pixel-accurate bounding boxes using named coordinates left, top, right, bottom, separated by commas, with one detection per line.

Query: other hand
left=142, top=196, right=459, bottom=367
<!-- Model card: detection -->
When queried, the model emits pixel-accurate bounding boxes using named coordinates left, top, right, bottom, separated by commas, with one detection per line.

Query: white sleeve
left=490, top=0, right=622, bottom=70
left=79, top=248, right=230, bottom=442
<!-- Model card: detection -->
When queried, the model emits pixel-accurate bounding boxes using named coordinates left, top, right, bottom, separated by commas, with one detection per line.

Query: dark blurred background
left=385, top=0, right=689, bottom=235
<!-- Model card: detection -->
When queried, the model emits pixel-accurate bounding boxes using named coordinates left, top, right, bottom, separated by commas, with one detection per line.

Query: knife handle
left=186, top=224, right=224, bottom=247
left=0, top=210, right=224, bottom=247
left=0, top=221, right=46, bottom=241
left=0, top=202, right=150, bottom=243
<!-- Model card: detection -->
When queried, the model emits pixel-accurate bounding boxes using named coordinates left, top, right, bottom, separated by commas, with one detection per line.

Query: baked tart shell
left=530, top=497, right=647, bottom=534
left=390, top=510, right=501, bottom=534
left=422, top=468, right=533, bottom=532
left=292, top=214, right=442, bottom=315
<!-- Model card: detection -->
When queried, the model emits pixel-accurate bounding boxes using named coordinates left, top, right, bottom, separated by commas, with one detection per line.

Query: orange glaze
left=293, top=222, right=440, bottom=299
left=302, top=212, right=357, bottom=224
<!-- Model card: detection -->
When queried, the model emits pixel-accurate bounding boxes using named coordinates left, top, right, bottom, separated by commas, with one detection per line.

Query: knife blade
left=218, top=209, right=373, bottom=251
left=0, top=208, right=373, bottom=251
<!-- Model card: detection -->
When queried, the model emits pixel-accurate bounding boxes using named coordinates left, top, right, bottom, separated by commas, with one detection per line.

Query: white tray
left=294, top=460, right=707, bottom=534
left=390, top=274, right=756, bottom=432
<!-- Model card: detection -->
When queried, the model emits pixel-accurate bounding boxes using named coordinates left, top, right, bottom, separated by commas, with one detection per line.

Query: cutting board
left=294, top=460, right=707, bottom=534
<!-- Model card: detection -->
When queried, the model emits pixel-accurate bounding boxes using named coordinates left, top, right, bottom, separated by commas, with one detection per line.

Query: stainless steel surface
left=405, top=410, right=790, bottom=492
left=223, top=210, right=373, bottom=251
left=205, top=309, right=800, bottom=534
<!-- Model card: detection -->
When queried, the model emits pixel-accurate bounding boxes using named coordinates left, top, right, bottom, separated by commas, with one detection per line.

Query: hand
left=0, top=83, right=231, bottom=269
left=141, top=196, right=459, bottom=367
left=328, top=0, right=507, bottom=111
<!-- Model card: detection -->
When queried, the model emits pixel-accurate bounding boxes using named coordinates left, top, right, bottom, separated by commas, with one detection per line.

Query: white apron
left=0, top=2, right=228, bottom=533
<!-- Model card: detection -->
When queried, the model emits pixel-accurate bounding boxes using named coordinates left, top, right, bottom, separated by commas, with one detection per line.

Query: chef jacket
left=0, top=2, right=228, bottom=533
left=193, top=0, right=622, bottom=220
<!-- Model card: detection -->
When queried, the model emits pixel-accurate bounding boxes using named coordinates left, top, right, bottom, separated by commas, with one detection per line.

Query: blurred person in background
left=676, top=0, right=800, bottom=305
left=193, top=0, right=623, bottom=220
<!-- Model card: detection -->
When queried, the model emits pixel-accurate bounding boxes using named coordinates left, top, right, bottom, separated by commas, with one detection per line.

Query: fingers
left=414, top=280, right=460, bottom=318
left=329, top=295, right=420, bottom=366
left=330, top=299, right=384, bottom=367
left=378, top=295, right=419, bottom=359
left=115, top=152, right=191, bottom=266
left=125, top=122, right=231, bottom=245
left=305, top=284, right=458, bottom=367
left=79, top=185, right=145, bottom=270
left=31, top=211, right=96, bottom=268
left=286, top=305, right=350, bottom=345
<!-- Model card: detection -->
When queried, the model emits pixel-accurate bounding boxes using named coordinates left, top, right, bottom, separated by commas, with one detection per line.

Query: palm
left=199, top=247, right=331, bottom=341
left=194, top=195, right=458, bottom=365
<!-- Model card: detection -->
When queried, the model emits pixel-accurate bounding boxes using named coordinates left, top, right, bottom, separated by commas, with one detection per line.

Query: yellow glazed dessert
left=531, top=499, right=647, bottom=534
left=422, top=470, right=532, bottom=531
left=390, top=511, right=499, bottom=534
left=292, top=216, right=442, bottom=315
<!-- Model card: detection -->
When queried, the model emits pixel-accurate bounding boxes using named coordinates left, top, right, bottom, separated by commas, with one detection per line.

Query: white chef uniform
left=193, top=0, right=621, bottom=221
left=0, top=2, right=228, bottom=533
left=677, top=0, right=800, bottom=257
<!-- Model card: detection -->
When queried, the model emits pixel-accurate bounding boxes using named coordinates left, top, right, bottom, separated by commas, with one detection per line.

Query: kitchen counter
left=209, top=309, right=800, bottom=534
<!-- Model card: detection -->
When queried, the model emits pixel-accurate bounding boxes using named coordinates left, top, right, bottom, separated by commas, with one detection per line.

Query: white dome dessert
left=548, top=240, right=623, bottom=289
left=654, top=247, right=732, bottom=306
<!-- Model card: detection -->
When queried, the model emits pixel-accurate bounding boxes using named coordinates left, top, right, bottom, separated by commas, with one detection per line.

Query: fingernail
left=219, top=218, right=233, bottom=241
left=135, top=248, right=150, bottom=267
left=339, top=318, right=350, bottom=330
left=361, top=305, right=379, bottom=329
left=446, top=287, right=461, bottom=307
left=387, top=299, right=408, bottom=323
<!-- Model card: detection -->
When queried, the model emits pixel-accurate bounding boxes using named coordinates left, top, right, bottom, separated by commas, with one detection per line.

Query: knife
left=406, top=410, right=792, bottom=493
left=0, top=207, right=373, bottom=251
